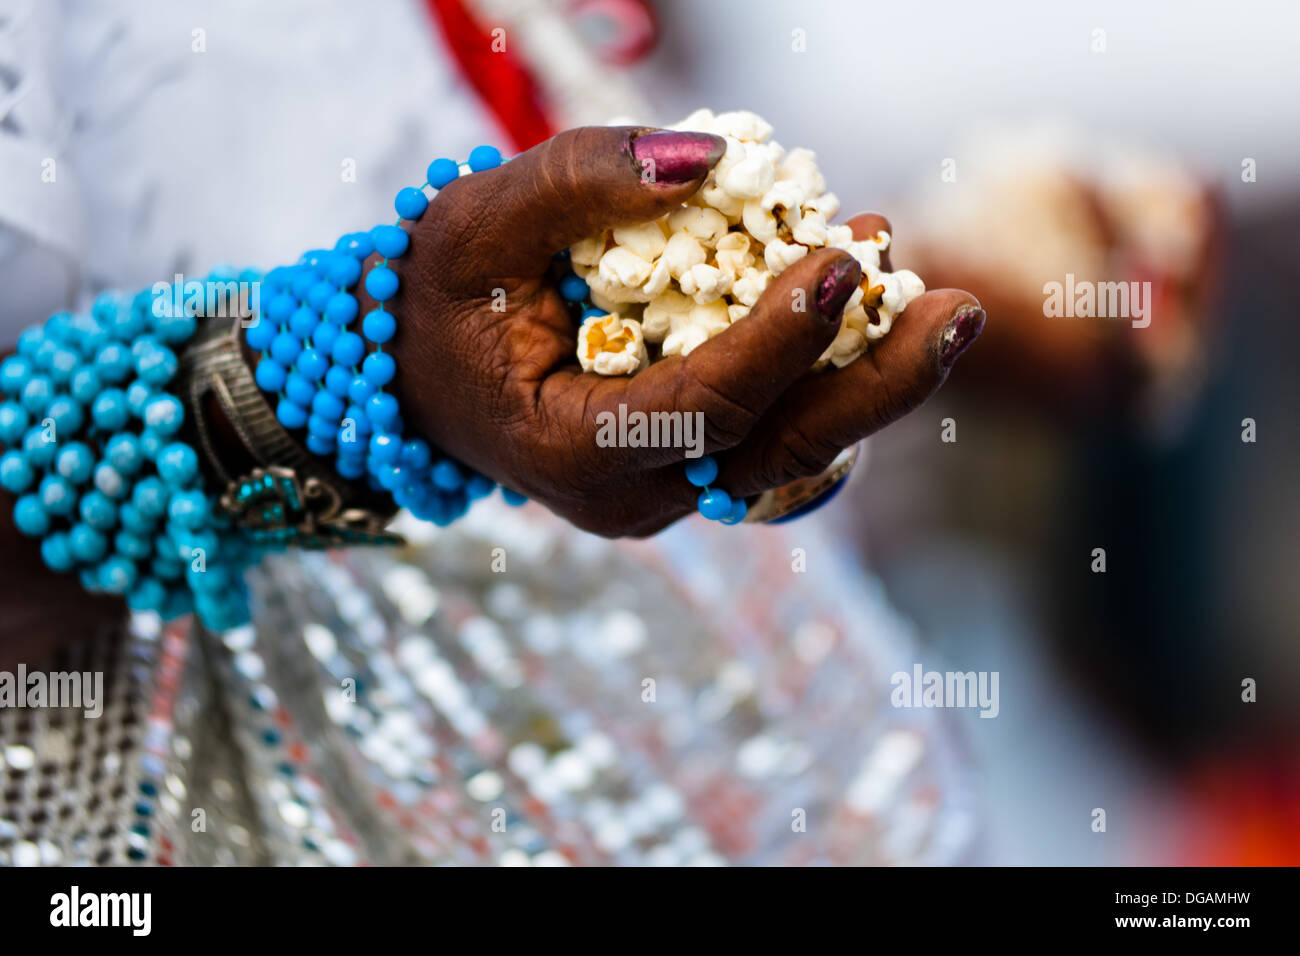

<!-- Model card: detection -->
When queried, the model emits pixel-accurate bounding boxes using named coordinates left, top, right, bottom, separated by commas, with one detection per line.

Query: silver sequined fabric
left=1, top=500, right=980, bottom=865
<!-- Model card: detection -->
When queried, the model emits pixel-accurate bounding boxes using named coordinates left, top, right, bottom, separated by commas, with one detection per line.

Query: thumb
left=435, top=126, right=726, bottom=276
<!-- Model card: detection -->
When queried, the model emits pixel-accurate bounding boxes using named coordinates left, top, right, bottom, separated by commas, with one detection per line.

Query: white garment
left=0, top=0, right=498, bottom=338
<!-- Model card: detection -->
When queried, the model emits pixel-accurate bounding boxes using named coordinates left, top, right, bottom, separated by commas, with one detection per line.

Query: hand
left=375, top=126, right=985, bottom=537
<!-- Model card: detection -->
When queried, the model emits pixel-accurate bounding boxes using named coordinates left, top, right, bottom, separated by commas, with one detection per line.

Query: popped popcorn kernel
left=577, top=312, right=649, bottom=376
left=569, top=109, right=927, bottom=375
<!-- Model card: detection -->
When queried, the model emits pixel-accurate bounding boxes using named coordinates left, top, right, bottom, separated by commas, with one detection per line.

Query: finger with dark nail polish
left=939, top=304, right=986, bottom=369
left=816, top=257, right=862, bottom=321
left=630, top=130, right=726, bottom=185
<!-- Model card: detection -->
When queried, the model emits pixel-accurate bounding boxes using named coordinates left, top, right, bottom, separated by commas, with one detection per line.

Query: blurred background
left=2, top=0, right=1296, bottom=865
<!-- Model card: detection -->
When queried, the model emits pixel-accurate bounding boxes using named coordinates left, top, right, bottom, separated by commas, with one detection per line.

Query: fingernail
left=939, top=304, right=986, bottom=370
left=631, top=130, right=726, bottom=185
left=816, top=257, right=862, bottom=321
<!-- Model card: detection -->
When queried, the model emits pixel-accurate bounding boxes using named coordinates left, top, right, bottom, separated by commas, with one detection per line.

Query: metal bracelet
left=742, top=444, right=859, bottom=524
left=174, top=316, right=402, bottom=548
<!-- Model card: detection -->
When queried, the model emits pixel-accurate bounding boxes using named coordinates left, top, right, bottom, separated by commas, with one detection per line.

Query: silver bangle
left=175, top=317, right=403, bottom=548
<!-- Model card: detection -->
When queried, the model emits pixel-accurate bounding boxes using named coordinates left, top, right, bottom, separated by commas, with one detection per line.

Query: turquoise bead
left=501, top=487, right=527, bottom=506
left=94, top=462, right=129, bottom=499
left=13, top=495, right=49, bottom=536
left=97, top=555, right=137, bottom=594
left=306, top=434, right=334, bottom=456
left=426, top=157, right=460, bottom=189
left=0, top=451, right=34, bottom=493
left=468, top=145, right=503, bottom=171
left=347, top=375, right=376, bottom=406
left=255, top=358, right=288, bottom=392
left=371, top=224, right=409, bottom=258
left=126, top=380, right=153, bottom=416
left=465, top=473, right=495, bottom=500
left=94, top=342, right=132, bottom=382
left=0, top=356, right=33, bottom=394
left=156, top=443, right=198, bottom=486
left=39, top=474, right=76, bottom=515
left=138, top=429, right=164, bottom=460
left=0, top=401, right=29, bottom=443
left=328, top=254, right=362, bottom=288
left=332, top=332, right=366, bottom=368
left=336, top=232, right=374, bottom=259
left=55, top=442, right=95, bottom=484
left=296, top=348, right=329, bottom=381
left=276, top=398, right=309, bottom=430
left=20, top=375, right=53, bottom=414
left=0, top=450, right=32, bottom=494
left=270, top=331, right=303, bottom=366
left=245, top=316, right=276, bottom=351
left=132, top=477, right=169, bottom=518
left=432, top=459, right=463, bottom=491
left=115, top=529, right=153, bottom=558
left=369, top=432, right=400, bottom=464
left=105, top=433, right=143, bottom=473
left=135, top=343, right=178, bottom=386
left=307, top=280, right=335, bottom=315
left=127, top=577, right=166, bottom=611
left=324, top=365, right=352, bottom=398
left=362, top=308, right=396, bottom=344
left=40, top=532, right=75, bottom=572
left=154, top=308, right=196, bottom=344
left=365, top=265, right=399, bottom=302
left=142, top=394, right=184, bottom=435
left=267, top=292, right=296, bottom=324
left=684, top=455, right=719, bottom=487
left=558, top=273, right=590, bottom=303
left=285, top=372, right=317, bottom=406
left=91, top=389, right=130, bottom=430
left=307, top=414, right=337, bottom=441
left=400, top=438, right=432, bottom=470
left=394, top=186, right=429, bottom=220
left=720, top=498, right=748, bottom=525
left=366, top=392, right=399, bottom=429
left=312, top=319, right=341, bottom=355
left=289, top=305, right=320, bottom=340
left=167, top=489, right=210, bottom=530
left=362, top=350, right=395, bottom=385
left=697, top=488, right=732, bottom=520
left=311, top=389, right=344, bottom=422
left=69, top=522, right=108, bottom=562
left=324, top=292, right=358, bottom=325
left=80, top=491, right=118, bottom=531
left=22, top=427, right=57, bottom=467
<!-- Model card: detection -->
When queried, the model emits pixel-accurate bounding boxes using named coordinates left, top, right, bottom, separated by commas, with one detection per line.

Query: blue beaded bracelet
left=245, top=144, right=529, bottom=526
left=1, top=276, right=262, bottom=629
left=684, top=454, right=747, bottom=524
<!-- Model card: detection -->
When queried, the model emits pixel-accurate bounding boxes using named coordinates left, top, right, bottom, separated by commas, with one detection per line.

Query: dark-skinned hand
left=372, top=126, right=985, bottom=536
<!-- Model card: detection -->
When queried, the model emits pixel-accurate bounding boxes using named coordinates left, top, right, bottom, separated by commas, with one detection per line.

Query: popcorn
left=570, top=109, right=927, bottom=374
left=577, top=312, right=648, bottom=375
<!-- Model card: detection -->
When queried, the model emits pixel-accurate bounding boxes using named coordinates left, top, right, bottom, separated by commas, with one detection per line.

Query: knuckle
left=675, top=369, right=758, bottom=448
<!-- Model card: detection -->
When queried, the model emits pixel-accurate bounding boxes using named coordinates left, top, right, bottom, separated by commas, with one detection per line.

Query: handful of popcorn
left=572, top=109, right=926, bottom=376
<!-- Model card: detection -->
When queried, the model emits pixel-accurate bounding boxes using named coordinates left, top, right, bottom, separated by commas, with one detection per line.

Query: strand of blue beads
left=0, top=276, right=259, bottom=629
left=245, top=145, right=529, bottom=524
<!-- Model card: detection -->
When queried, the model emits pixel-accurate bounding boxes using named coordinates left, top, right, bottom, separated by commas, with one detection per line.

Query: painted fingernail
left=939, top=304, right=986, bottom=370
left=816, top=257, right=862, bottom=321
left=630, top=130, right=726, bottom=185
